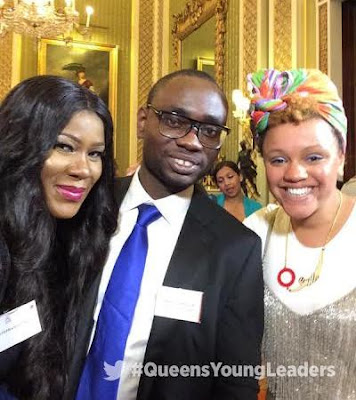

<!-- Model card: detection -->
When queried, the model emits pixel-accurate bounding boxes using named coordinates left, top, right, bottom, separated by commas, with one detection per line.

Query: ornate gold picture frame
left=38, top=39, right=119, bottom=154
left=197, top=56, right=215, bottom=77
left=172, top=0, right=228, bottom=87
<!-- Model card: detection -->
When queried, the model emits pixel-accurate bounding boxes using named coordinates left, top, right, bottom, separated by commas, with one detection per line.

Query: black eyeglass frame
left=146, top=103, right=230, bottom=150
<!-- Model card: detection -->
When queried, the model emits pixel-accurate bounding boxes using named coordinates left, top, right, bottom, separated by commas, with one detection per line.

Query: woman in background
left=244, top=68, right=356, bottom=399
left=0, top=75, right=117, bottom=399
left=213, top=160, right=262, bottom=221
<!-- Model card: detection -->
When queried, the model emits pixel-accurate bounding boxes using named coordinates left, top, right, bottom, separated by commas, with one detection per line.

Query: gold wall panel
left=137, top=0, right=155, bottom=163
left=136, top=0, right=165, bottom=163
left=223, top=0, right=239, bottom=162
left=224, top=0, right=258, bottom=162
left=155, top=1, right=164, bottom=80
left=0, top=34, right=12, bottom=101
left=319, top=2, right=328, bottom=75
left=242, top=0, right=258, bottom=199
left=306, top=0, right=317, bottom=68
left=242, top=0, right=257, bottom=86
left=242, top=0, right=257, bottom=151
left=273, top=0, right=292, bottom=70
left=215, top=0, right=228, bottom=87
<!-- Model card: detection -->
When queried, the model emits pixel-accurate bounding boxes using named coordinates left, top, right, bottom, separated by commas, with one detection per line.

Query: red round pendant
left=277, top=266, right=296, bottom=288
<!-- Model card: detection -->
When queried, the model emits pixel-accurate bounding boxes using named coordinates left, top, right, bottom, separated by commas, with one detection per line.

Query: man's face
left=137, top=76, right=227, bottom=199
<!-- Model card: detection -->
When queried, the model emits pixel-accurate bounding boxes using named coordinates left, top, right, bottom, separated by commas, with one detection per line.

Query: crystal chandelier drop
left=0, top=0, right=80, bottom=38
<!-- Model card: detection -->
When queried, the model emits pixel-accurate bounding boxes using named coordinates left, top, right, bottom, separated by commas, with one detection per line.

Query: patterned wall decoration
left=137, top=0, right=165, bottom=162
left=137, top=0, right=155, bottom=162
left=154, top=1, right=164, bottom=80
left=215, top=0, right=228, bottom=87
left=239, top=0, right=259, bottom=199
left=223, top=0, right=238, bottom=163
left=318, top=2, right=328, bottom=74
left=242, top=0, right=257, bottom=89
left=273, top=0, right=292, bottom=70
left=0, top=34, right=13, bottom=101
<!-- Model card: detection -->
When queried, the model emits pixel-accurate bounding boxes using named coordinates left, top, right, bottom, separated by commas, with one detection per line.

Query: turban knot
left=247, top=69, right=347, bottom=151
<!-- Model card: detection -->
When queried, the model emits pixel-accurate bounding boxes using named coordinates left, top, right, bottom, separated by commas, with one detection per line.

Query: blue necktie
left=76, top=204, right=161, bottom=400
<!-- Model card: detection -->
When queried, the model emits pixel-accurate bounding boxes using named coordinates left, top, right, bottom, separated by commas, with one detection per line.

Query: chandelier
left=0, top=0, right=93, bottom=39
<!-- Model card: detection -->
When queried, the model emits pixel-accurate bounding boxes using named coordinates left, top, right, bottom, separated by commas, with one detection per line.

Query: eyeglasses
left=147, top=104, right=230, bottom=150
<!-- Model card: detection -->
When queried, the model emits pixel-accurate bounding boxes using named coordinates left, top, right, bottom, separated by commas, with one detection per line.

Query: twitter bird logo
left=103, top=360, right=123, bottom=381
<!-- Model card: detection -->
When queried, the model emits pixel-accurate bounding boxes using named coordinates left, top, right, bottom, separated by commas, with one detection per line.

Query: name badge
left=0, top=300, right=42, bottom=352
left=155, top=286, right=203, bottom=323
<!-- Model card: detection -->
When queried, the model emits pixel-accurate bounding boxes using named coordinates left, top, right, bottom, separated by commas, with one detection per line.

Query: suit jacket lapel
left=138, top=186, right=215, bottom=399
left=163, top=186, right=213, bottom=288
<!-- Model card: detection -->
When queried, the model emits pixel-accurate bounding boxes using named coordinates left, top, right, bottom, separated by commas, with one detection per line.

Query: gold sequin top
left=244, top=205, right=356, bottom=399
left=264, top=287, right=356, bottom=399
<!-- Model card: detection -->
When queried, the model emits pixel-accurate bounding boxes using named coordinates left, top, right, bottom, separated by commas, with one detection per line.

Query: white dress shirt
left=90, top=170, right=193, bottom=400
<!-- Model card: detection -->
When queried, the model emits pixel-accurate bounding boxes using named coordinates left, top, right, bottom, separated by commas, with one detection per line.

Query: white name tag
left=155, top=286, right=203, bottom=323
left=0, top=300, right=42, bottom=352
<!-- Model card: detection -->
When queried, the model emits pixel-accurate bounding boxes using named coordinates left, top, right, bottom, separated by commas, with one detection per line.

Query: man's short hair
left=147, top=69, right=228, bottom=111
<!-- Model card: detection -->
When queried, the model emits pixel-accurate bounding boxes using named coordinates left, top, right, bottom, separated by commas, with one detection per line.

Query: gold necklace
left=277, top=191, right=343, bottom=292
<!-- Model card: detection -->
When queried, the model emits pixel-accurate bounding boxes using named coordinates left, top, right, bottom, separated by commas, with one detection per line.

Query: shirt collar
left=120, top=168, right=193, bottom=226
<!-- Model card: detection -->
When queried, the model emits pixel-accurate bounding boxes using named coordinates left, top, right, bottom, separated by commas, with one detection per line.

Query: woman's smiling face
left=262, top=118, right=344, bottom=221
left=41, top=110, right=105, bottom=219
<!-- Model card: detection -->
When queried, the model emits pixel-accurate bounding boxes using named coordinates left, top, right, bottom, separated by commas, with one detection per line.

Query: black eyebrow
left=167, top=107, right=226, bottom=128
left=59, top=132, right=105, bottom=148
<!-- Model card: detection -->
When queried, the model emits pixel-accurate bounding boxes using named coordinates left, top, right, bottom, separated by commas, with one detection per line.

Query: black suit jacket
left=66, top=177, right=264, bottom=400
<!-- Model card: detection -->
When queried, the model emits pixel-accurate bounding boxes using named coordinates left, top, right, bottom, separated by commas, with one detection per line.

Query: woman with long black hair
left=0, top=75, right=118, bottom=399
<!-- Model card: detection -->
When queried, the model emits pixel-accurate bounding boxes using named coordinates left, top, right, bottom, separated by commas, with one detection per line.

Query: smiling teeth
left=175, top=158, right=194, bottom=167
left=287, top=187, right=311, bottom=196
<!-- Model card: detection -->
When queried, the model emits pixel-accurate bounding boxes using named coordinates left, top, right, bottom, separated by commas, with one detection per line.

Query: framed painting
left=38, top=39, right=119, bottom=154
left=196, top=56, right=215, bottom=78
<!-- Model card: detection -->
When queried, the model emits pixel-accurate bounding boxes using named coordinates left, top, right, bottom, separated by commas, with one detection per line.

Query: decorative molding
left=242, top=0, right=257, bottom=92
left=129, top=0, right=139, bottom=165
left=0, top=34, right=13, bottom=101
left=318, top=2, right=328, bottom=74
left=273, top=0, right=292, bottom=70
left=172, top=0, right=228, bottom=87
left=239, top=0, right=258, bottom=200
left=136, top=0, right=167, bottom=163
left=137, top=0, right=155, bottom=163
left=241, top=0, right=257, bottom=148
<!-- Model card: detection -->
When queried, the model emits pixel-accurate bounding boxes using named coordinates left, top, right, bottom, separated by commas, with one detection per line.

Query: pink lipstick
left=57, top=185, right=86, bottom=202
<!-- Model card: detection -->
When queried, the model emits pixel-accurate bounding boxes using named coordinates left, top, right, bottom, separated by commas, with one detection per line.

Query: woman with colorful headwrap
left=244, top=69, right=356, bottom=400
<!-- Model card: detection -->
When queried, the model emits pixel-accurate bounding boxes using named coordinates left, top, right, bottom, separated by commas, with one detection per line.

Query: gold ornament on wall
left=172, top=0, right=228, bottom=87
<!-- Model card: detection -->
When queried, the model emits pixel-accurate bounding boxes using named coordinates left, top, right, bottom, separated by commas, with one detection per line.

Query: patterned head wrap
left=247, top=69, right=347, bottom=151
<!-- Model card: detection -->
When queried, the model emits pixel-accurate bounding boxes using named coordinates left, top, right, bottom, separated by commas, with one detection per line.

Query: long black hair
left=0, top=75, right=118, bottom=399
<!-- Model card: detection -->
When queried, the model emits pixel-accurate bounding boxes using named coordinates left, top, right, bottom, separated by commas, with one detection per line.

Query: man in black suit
left=67, top=69, right=263, bottom=400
